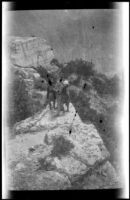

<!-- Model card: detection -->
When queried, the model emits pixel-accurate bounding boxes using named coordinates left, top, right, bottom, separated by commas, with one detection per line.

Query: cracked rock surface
left=8, top=103, right=121, bottom=190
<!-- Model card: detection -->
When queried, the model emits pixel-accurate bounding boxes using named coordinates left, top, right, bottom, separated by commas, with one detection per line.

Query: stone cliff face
left=9, top=36, right=54, bottom=68
left=9, top=36, right=59, bottom=93
left=8, top=37, right=59, bottom=125
left=8, top=104, right=121, bottom=190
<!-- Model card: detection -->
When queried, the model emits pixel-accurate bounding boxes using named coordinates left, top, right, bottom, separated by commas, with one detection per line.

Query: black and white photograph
left=2, top=2, right=129, bottom=199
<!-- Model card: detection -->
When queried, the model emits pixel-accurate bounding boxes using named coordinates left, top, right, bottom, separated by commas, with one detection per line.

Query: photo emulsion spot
left=2, top=3, right=129, bottom=199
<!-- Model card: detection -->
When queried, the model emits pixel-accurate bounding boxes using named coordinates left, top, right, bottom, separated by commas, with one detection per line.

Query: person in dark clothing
left=46, top=73, right=56, bottom=110
left=62, top=80, right=70, bottom=112
left=54, top=79, right=70, bottom=115
left=54, top=79, right=64, bottom=114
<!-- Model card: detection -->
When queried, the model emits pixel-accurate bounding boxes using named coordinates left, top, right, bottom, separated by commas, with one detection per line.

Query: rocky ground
left=7, top=103, right=122, bottom=190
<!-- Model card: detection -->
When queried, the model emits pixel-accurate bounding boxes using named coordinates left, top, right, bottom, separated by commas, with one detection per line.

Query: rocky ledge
left=8, top=103, right=121, bottom=190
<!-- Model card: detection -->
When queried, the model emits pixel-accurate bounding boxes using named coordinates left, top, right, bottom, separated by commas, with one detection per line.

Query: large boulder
left=82, top=161, right=121, bottom=189
left=9, top=169, right=71, bottom=190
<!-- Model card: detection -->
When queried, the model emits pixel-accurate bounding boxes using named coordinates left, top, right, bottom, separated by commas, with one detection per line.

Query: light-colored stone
left=9, top=37, right=54, bottom=68
left=15, top=163, right=26, bottom=171
left=8, top=103, right=117, bottom=190
left=10, top=168, right=71, bottom=190
left=10, top=103, right=109, bottom=170
left=35, top=171, right=71, bottom=190
left=83, top=161, right=121, bottom=189
left=52, top=156, right=87, bottom=177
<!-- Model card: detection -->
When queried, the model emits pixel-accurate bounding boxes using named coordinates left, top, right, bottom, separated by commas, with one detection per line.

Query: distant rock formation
left=8, top=103, right=121, bottom=190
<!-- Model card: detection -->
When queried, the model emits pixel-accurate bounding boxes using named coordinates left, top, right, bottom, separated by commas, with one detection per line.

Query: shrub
left=31, top=65, right=48, bottom=79
left=8, top=74, right=43, bottom=127
left=92, top=74, right=120, bottom=98
left=8, top=76, right=31, bottom=126
left=50, top=58, right=63, bottom=68
left=68, top=84, right=120, bottom=165
left=51, top=136, right=74, bottom=159
left=33, top=77, right=47, bottom=91
left=61, top=59, right=95, bottom=80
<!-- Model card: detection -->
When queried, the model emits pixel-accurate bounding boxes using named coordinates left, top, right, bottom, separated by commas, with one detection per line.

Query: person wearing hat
left=54, top=78, right=65, bottom=115
left=55, top=78, right=70, bottom=115
left=46, top=73, right=56, bottom=110
left=62, top=79, right=70, bottom=112
left=63, top=80, right=69, bottom=85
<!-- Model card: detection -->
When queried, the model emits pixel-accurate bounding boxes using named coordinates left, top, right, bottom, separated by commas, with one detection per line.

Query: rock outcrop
left=8, top=36, right=60, bottom=125
left=8, top=103, right=121, bottom=190
left=9, top=36, right=60, bottom=92
left=9, top=36, right=54, bottom=68
left=9, top=36, right=59, bottom=77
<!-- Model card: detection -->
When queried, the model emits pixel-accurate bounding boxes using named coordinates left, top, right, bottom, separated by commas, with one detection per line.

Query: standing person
left=62, top=80, right=70, bottom=112
left=46, top=73, right=56, bottom=110
left=55, top=78, right=65, bottom=115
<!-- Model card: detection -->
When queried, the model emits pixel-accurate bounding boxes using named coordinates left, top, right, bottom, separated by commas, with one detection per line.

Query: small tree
left=50, top=58, right=63, bottom=68
left=31, top=65, right=48, bottom=79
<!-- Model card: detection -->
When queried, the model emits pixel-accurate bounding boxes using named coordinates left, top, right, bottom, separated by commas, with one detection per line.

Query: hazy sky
left=8, top=9, right=122, bottom=77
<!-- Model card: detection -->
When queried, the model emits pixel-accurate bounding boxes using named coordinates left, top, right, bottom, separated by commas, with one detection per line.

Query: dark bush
left=31, top=65, right=48, bottom=79
left=92, top=74, right=120, bottom=98
left=50, top=58, right=63, bottom=68
left=51, top=136, right=74, bottom=159
left=8, top=76, right=31, bottom=126
left=61, top=59, right=95, bottom=79
left=33, top=77, right=46, bottom=91
left=69, top=85, right=120, bottom=165
left=8, top=74, right=43, bottom=127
